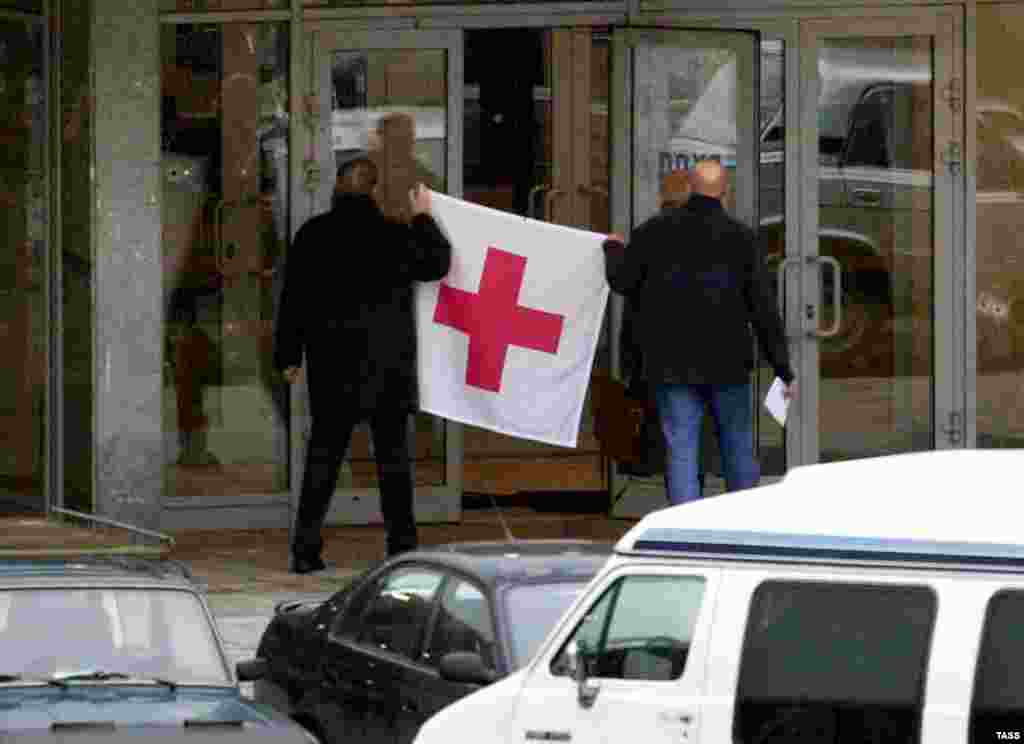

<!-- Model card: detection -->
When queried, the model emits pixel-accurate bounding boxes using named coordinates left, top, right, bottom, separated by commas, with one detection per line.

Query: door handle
left=543, top=188, right=566, bottom=222
left=810, top=255, right=842, bottom=338
left=852, top=187, right=881, bottom=205
left=774, top=256, right=800, bottom=318
left=527, top=184, right=549, bottom=220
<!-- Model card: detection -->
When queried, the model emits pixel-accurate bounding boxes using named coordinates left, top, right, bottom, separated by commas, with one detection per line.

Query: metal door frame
left=798, top=9, right=964, bottom=464
left=291, top=26, right=464, bottom=526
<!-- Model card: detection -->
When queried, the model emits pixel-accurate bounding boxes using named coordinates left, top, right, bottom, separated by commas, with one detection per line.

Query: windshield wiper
left=49, top=671, right=178, bottom=690
left=0, top=673, right=70, bottom=689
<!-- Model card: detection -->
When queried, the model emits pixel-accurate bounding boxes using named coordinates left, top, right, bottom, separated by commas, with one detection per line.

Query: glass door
left=0, top=13, right=47, bottom=515
left=799, top=11, right=961, bottom=463
left=292, top=27, right=463, bottom=525
left=609, top=28, right=767, bottom=516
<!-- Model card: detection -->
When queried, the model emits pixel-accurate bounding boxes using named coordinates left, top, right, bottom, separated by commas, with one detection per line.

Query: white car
left=413, top=449, right=1024, bottom=744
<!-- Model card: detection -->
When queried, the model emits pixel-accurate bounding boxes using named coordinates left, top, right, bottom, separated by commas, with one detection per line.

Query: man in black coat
left=603, top=160, right=795, bottom=505
left=274, top=156, right=452, bottom=572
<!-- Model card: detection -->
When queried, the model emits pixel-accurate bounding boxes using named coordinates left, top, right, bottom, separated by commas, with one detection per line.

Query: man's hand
left=409, top=184, right=431, bottom=217
left=783, top=380, right=797, bottom=401
left=283, top=366, right=303, bottom=384
left=607, top=232, right=625, bottom=245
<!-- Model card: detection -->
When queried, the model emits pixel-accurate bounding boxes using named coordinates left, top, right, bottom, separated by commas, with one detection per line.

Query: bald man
left=603, top=159, right=795, bottom=505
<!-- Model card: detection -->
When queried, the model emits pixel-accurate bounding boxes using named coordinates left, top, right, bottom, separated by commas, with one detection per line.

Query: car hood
left=0, top=686, right=295, bottom=732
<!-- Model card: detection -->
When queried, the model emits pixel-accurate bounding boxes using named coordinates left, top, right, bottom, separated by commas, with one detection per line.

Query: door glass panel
left=816, top=37, right=934, bottom=461
left=357, top=567, right=443, bottom=660
left=626, top=31, right=760, bottom=493
left=0, top=18, right=46, bottom=514
left=757, top=38, right=787, bottom=480
left=328, top=48, right=447, bottom=488
left=975, top=5, right=1024, bottom=450
left=460, top=28, right=610, bottom=500
left=160, top=22, right=291, bottom=498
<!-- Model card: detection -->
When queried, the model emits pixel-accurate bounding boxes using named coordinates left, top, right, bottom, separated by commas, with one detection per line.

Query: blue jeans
left=654, top=382, right=759, bottom=505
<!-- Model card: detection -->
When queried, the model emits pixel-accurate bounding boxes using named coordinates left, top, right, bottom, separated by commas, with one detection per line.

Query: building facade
left=0, top=0, right=1015, bottom=531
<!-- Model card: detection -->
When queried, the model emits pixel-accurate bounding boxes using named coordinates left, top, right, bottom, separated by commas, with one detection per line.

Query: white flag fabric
left=416, top=192, right=610, bottom=448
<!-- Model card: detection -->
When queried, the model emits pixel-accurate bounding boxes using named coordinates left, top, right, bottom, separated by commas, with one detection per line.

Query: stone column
left=92, top=0, right=163, bottom=532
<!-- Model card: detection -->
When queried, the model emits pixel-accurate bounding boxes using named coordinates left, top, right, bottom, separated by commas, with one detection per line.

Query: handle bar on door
left=811, top=255, right=843, bottom=338
left=527, top=184, right=549, bottom=220
left=775, top=256, right=800, bottom=318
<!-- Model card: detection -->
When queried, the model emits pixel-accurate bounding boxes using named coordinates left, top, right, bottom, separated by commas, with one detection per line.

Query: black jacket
left=274, top=193, right=452, bottom=419
left=604, top=194, right=793, bottom=386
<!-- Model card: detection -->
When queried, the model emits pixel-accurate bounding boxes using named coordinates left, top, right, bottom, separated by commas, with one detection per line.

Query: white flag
left=416, top=193, right=610, bottom=447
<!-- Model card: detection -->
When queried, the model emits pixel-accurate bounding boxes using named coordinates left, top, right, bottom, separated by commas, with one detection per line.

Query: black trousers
left=293, top=407, right=418, bottom=558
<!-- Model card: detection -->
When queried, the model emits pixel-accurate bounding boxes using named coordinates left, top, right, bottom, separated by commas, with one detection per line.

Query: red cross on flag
left=416, top=192, right=610, bottom=448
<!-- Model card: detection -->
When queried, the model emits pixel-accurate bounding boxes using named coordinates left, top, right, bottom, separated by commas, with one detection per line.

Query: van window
left=970, top=590, right=1024, bottom=744
left=550, top=575, right=705, bottom=682
left=734, top=581, right=935, bottom=744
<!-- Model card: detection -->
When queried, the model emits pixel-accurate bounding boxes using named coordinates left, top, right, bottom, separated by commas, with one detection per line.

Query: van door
left=510, top=566, right=719, bottom=744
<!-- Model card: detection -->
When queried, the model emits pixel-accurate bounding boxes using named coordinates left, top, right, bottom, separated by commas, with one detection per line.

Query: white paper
left=764, top=377, right=790, bottom=427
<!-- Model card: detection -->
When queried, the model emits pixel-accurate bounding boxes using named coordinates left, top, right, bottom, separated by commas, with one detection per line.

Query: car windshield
left=503, top=581, right=587, bottom=669
left=0, top=588, right=230, bottom=686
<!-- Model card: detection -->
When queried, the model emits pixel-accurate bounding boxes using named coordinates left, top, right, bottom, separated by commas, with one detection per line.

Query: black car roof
left=389, top=540, right=612, bottom=588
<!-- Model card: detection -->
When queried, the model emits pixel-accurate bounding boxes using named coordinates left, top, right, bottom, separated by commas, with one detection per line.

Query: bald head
left=691, top=160, right=728, bottom=200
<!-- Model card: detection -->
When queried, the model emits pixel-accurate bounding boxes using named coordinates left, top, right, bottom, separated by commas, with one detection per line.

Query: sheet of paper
left=764, top=377, right=790, bottom=427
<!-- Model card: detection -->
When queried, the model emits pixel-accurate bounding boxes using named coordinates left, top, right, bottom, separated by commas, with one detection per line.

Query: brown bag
left=591, top=374, right=657, bottom=467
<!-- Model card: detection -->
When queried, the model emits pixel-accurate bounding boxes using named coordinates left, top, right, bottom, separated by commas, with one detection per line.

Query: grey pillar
left=92, top=0, right=163, bottom=531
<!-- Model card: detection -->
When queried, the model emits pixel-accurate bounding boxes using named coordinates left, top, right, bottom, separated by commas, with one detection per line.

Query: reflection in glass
left=0, top=18, right=46, bottom=514
left=756, top=39, right=786, bottom=479
left=160, top=23, right=290, bottom=498
left=630, top=38, right=763, bottom=489
left=976, top=6, right=1024, bottom=449
left=329, top=48, right=447, bottom=488
left=0, top=589, right=231, bottom=684
left=816, top=37, right=933, bottom=461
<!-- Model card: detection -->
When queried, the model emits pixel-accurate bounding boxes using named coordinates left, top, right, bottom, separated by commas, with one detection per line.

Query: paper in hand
left=764, top=377, right=790, bottom=427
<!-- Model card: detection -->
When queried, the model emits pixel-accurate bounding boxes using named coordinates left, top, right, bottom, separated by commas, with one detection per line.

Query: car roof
left=0, top=556, right=200, bottom=590
left=391, top=540, right=612, bottom=588
left=616, top=450, right=1024, bottom=569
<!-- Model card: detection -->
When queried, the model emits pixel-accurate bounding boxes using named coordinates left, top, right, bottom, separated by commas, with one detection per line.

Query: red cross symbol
left=433, top=246, right=565, bottom=393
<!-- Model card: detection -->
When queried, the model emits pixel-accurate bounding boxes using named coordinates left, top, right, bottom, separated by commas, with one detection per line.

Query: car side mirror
left=236, top=657, right=268, bottom=682
left=566, top=640, right=599, bottom=709
left=438, top=651, right=496, bottom=686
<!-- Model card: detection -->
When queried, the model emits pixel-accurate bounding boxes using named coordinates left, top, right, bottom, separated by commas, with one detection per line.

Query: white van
left=413, top=450, right=1024, bottom=744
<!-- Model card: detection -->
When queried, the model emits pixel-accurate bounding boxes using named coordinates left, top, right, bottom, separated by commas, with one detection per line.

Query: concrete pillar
left=92, top=0, right=163, bottom=531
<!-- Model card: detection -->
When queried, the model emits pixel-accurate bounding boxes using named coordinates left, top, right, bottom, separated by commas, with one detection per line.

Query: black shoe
left=291, top=553, right=330, bottom=575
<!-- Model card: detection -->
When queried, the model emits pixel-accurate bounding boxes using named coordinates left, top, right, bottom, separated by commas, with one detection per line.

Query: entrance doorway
left=460, top=28, right=611, bottom=508
left=798, top=10, right=962, bottom=462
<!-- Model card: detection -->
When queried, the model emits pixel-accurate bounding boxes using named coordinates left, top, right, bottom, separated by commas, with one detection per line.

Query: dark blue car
left=0, top=556, right=315, bottom=742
